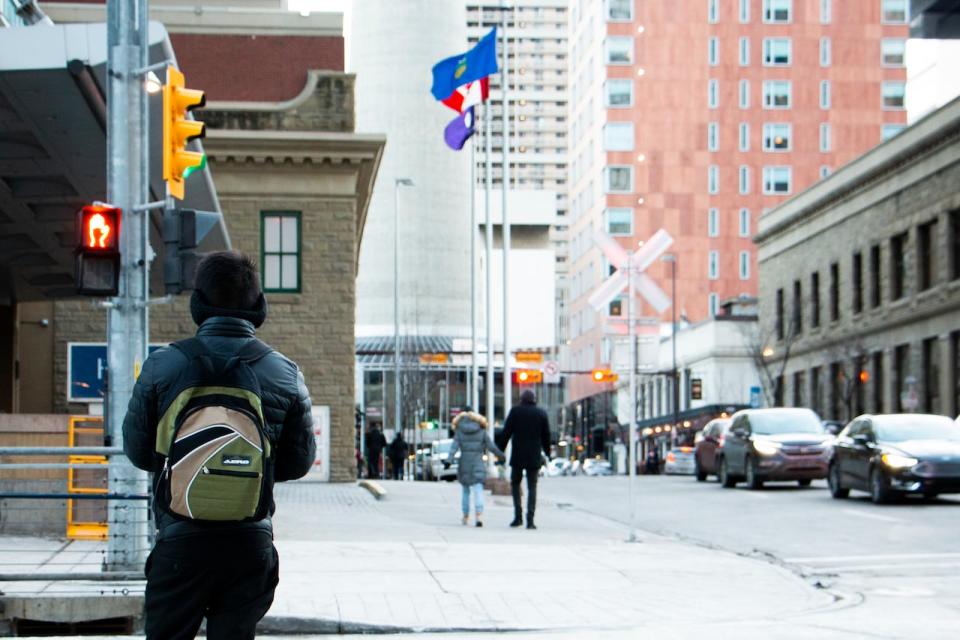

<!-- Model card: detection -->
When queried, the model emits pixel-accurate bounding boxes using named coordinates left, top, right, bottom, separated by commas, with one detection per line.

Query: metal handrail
left=0, top=446, right=124, bottom=456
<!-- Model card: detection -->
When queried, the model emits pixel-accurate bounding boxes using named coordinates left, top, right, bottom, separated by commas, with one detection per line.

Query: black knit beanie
left=190, top=289, right=268, bottom=328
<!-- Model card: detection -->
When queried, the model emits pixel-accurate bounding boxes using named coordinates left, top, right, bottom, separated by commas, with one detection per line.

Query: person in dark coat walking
left=122, top=251, right=315, bottom=640
left=499, top=389, right=551, bottom=529
left=365, top=426, right=387, bottom=479
left=387, top=432, right=408, bottom=480
left=448, top=409, right=504, bottom=526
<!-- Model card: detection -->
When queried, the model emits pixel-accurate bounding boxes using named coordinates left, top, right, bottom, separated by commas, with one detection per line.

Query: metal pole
left=470, top=138, right=479, bottom=410
left=672, top=259, right=679, bottom=441
left=628, top=253, right=638, bottom=543
left=500, top=6, right=513, bottom=418
left=394, top=182, right=401, bottom=441
left=484, top=103, right=495, bottom=439
left=105, top=0, right=150, bottom=571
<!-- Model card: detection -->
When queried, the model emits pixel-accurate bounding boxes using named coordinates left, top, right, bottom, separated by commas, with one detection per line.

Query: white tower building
left=351, top=0, right=472, bottom=338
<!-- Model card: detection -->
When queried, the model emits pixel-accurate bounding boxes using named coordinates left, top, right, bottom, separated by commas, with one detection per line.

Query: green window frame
left=260, top=211, right=301, bottom=293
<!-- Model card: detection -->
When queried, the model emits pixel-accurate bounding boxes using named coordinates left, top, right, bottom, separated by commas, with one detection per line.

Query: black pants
left=390, top=458, right=404, bottom=480
left=367, top=453, right=381, bottom=479
left=144, top=532, right=278, bottom=640
left=511, top=466, right=539, bottom=518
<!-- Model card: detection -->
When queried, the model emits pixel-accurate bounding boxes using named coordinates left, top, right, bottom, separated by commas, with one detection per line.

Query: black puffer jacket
left=499, top=398, right=551, bottom=470
left=122, top=316, right=315, bottom=539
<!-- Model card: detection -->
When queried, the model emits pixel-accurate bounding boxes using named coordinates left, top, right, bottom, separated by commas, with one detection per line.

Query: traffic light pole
left=627, top=253, right=638, bottom=543
left=105, top=0, right=151, bottom=570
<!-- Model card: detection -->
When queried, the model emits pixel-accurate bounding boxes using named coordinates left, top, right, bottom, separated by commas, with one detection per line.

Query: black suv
left=718, top=408, right=831, bottom=490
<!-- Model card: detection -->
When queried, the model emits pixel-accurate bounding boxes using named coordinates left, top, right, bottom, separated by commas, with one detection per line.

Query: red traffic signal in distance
left=590, top=368, right=618, bottom=383
left=514, top=369, right=543, bottom=385
left=76, top=205, right=121, bottom=296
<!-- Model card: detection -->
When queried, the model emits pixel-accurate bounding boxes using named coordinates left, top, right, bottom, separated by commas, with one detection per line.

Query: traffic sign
left=588, top=229, right=674, bottom=315
left=749, top=386, right=762, bottom=408
left=690, top=378, right=703, bottom=400
left=68, top=342, right=162, bottom=402
left=543, top=360, right=560, bottom=384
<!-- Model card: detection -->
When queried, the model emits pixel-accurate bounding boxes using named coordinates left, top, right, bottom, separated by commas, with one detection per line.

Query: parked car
left=829, top=413, right=960, bottom=504
left=718, top=408, right=831, bottom=490
left=694, top=418, right=731, bottom=481
left=582, top=458, right=613, bottom=476
left=664, top=447, right=696, bottom=475
left=546, top=457, right=571, bottom=477
left=429, top=439, right=458, bottom=481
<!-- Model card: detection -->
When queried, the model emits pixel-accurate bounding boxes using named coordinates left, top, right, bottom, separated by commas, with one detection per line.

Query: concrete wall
left=0, top=415, right=70, bottom=536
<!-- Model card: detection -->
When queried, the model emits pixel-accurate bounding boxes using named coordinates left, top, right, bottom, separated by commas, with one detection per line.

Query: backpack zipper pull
left=202, top=466, right=210, bottom=475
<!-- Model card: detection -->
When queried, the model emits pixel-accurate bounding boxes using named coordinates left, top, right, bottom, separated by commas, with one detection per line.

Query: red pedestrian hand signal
left=87, top=213, right=111, bottom=249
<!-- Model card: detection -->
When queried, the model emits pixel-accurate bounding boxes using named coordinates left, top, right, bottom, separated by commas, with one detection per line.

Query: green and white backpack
left=154, top=338, right=274, bottom=522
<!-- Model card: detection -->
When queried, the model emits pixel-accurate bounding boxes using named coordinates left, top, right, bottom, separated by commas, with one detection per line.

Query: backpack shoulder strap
left=170, top=337, right=209, bottom=362
left=236, top=338, right=273, bottom=364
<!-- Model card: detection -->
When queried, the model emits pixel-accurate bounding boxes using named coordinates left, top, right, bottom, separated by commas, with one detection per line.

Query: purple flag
left=443, top=106, right=476, bottom=151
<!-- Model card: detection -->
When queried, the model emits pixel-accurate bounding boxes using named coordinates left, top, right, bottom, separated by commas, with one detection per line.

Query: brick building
left=755, top=96, right=960, bottom=422
left=566, top=0, right=908, bottom=408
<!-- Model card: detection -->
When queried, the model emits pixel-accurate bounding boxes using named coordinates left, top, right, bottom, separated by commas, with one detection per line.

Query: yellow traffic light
left=162, top=66, right=206, bottom=200
left=590, top=369, right=618, bottom=383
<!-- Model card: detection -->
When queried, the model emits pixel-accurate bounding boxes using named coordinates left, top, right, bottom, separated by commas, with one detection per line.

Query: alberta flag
left=430, top=28, right=499, bottom=102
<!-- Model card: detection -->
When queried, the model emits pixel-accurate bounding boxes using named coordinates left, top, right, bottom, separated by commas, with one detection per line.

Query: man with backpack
left=122, top=251, right=315, bottom=639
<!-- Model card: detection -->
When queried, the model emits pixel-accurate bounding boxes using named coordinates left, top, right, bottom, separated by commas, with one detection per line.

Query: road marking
left=839, top=508, right=902, bottom=524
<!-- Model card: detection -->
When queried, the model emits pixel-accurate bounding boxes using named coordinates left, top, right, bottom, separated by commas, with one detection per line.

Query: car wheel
left=695, top=457, right=708, bottom=482
left=870, top=467, right=892, bottom=504
left=745, top=456, right=763, bottom=490
left=719, top=457, right=736, bottom=488
left=797, top=479, right=812, bottom=487
left=828, top=463, right=849, bottom=499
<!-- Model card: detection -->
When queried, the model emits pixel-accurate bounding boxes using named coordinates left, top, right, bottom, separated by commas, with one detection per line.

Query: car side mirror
left=852, top=433, right=872, bottom=447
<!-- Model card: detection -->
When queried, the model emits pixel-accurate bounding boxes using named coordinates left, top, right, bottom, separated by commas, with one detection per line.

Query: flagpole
left=470, top=135, right=479, bottom=410
left=500, top=5, right=512, bottom=420
left=484, top=100, right=495, bottom=442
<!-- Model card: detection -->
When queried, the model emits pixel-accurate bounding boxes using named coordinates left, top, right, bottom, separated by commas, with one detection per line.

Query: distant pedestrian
left=645, top=447, right=661, bottom=475
left=387, top=432, right=408, bottom=480
left=365, top=426, right=387, bottom=479
left=499, top=390, right=551, bottom=529
left=122, top=251, right=315, bottom=639
left=448, top=408, right=504, bottom=527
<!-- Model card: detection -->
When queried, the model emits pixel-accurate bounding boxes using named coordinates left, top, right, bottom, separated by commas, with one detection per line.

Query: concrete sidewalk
left=1, top=479, right=838, bottom=635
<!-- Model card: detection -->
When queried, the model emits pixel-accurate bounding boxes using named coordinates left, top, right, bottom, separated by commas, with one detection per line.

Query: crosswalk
left=784, top=551, right=960, bottom=577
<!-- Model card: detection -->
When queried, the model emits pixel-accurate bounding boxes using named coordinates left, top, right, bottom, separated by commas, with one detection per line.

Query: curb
left=357, top=479, right=387, bottom=500
left=259, top=615, right=532, bottom=635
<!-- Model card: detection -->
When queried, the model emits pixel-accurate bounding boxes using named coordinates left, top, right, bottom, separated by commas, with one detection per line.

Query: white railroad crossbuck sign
left=588, top=228, right=674, bottom=315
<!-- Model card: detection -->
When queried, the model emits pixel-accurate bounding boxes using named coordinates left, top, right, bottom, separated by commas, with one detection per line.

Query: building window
left=794, top=371, right=806, bottom=407
left=821, top=0, right=831, bottom=23
left=261, top=211, right=301, bottom=292
left=881, top=39, right=906, bottom=66
left=763, top=80, right=792, bottom=109
left=738, top=0, right=750, bottom=21
left=792, top=279, right=803, bottom=333
left=739, top=122, right=750, bottom=151
left=882, top=0, right=908, bottom=23
left=820, top=80, right=831, bottom=110
left=709, top=293, right=720, bottom=317
left=708, top=122, right=720, bottom=151
left=708, top=79, right=720, bottom=109
left=923, top=337, right=941, bottom=414
left=605, top=208, right=633, bottom=236
left=606, top=0, right=633, bottom=21
left=739, top=251, right=750, bottom=280
left=708, top=208, right=720, bottom=237
left=952, top=210, right=960, bottom=280
left=811, top=366, right=822, bottom=415
left=605, top=79, right=633, bottom=107
left=708, top=0, right=719, bottom=22
left=829, top=262, right=840, bottom=321
left=852, top=251, right=863, bottom=313
left=891, top=231, right=907, bottom=300
left=708, top=165, right=720, bottom=194
left=881, top=124, right=906, bottom=141
left=954, top=332, right=960, bottom=413
left=604, top=122, right=634, bottom=150
left=882, top=81, right=906, bottom=109
left=739, top=208, right=750, bottom=237
left=739, top=79, right=750, bottom=109
left=708, top=250, right=719, bottom=280
left=763, top=123, right=792, bottom=151
left=776, top=288, right=785, bottom=340
left=739, top=165, right=750, bottom=194
left=819, top=37, right=831, bottom=67
left=763, top=0, right=792, bottom=23
left=894, top=344, right=910, bottom=411
left=604, top=165, right=633, bottom=193
left=873, top=351, right=885, bottom=413
left=811, top=271, right=821, bottom=328
left=820, top=165, right=831, bottom=179
left=605, top=37, right=634, bottom=64
left=918, top=219, right=937, bottom=291
left=738, top=37, right=751, bottom=67
left=709, top=37, right=720, bottom=65
left=870, top=244, right=882, bottom=307
left=763, top=38, right=792, bottom=66
left=762, top=166, right=792, bottom=194
left=820, top=123, right=831, bottom=152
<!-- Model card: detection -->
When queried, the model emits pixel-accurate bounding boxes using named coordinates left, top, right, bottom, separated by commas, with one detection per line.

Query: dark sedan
left=694, top=417, right=731, bottom=481
left=829, top=414, right=960, bottom=504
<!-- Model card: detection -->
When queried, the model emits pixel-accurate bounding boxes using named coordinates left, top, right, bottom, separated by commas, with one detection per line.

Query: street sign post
left=543, top=360, right=560, bottom=384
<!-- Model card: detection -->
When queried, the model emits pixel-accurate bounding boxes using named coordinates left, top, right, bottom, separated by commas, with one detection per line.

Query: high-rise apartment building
left=466, top=0, right=570, bottom=343
left=566, top=0, right=908, bottom=404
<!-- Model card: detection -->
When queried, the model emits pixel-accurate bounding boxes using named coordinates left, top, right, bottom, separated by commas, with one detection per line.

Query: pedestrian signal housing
left=514, top=369, right=543, bottom=384
left=591, top=368, right=618, bottom=383
left=162, top=66, right=206, bottom=200
left=75, top=204, right=121, bottom=296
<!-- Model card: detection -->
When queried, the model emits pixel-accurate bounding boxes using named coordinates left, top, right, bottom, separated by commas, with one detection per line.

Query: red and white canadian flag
left=441, top=77, right=490, bottom=113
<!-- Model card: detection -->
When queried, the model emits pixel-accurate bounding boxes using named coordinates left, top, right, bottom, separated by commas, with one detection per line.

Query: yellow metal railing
left=66, top=416, right=108, bottom=540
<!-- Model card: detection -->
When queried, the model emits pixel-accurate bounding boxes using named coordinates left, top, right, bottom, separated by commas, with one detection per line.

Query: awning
left=0, top=22, right=228, bottom=302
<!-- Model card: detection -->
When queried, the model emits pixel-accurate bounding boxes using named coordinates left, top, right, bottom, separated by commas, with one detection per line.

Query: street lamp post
left=661, top=254, right=679, bottom=443
left=394, top=178, right=414, bottom=454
